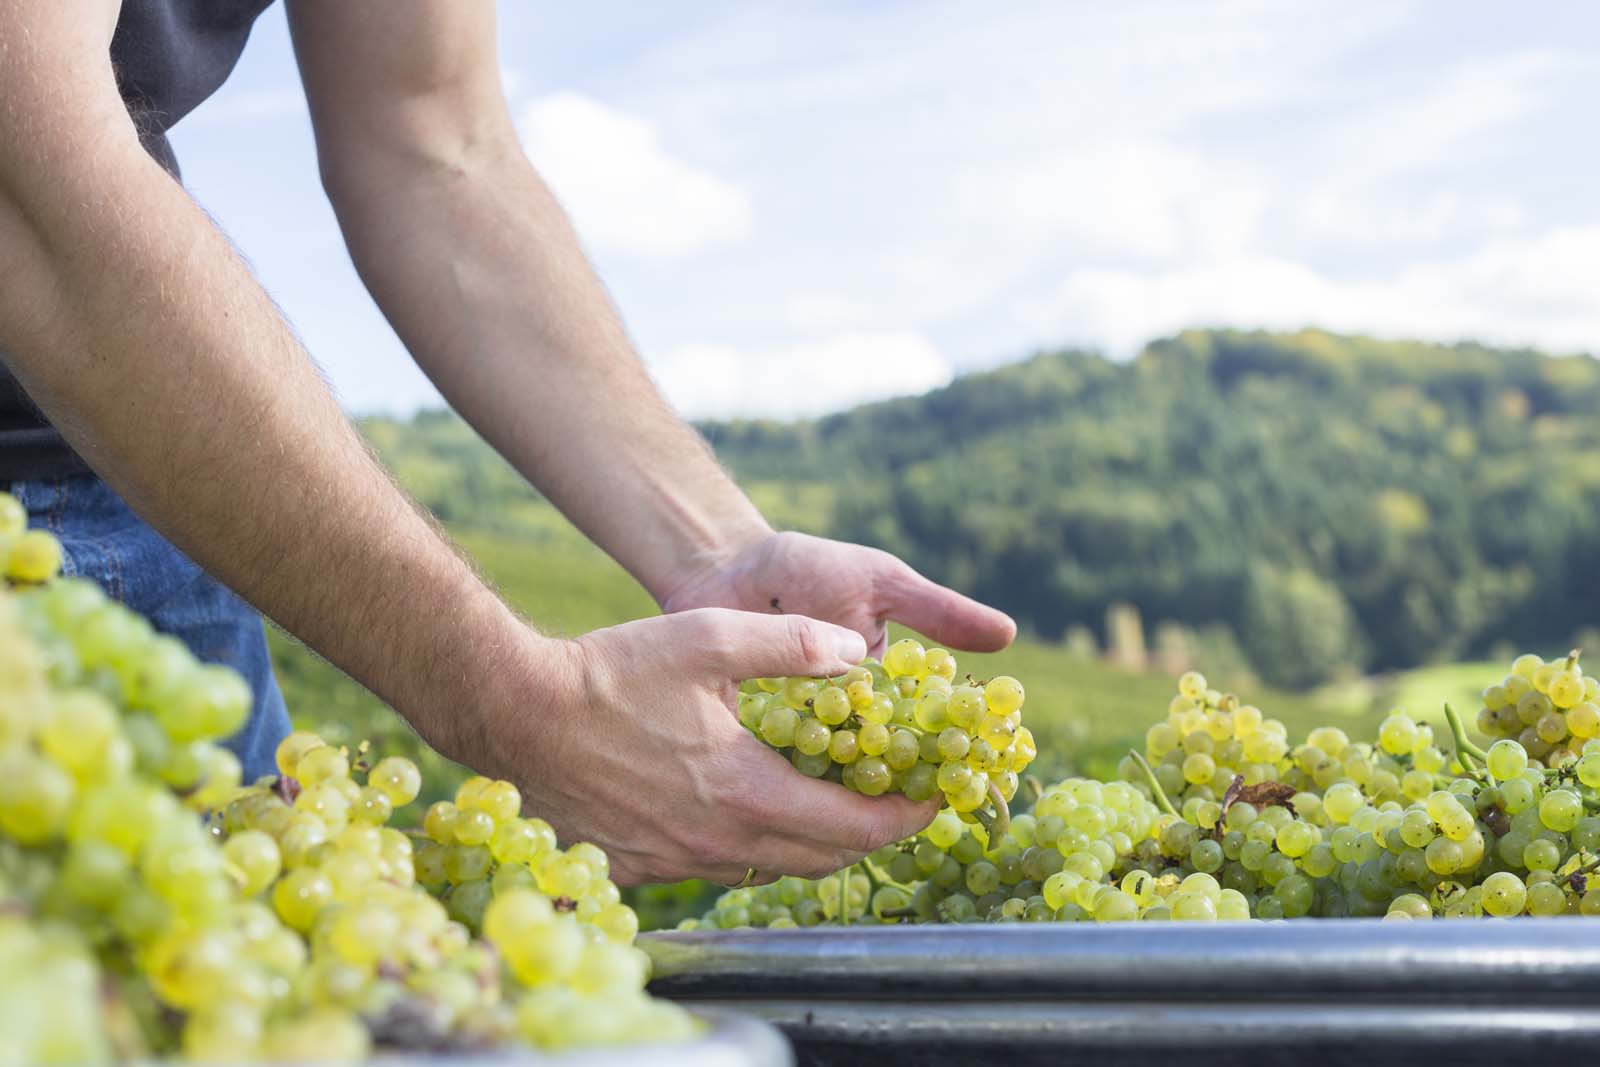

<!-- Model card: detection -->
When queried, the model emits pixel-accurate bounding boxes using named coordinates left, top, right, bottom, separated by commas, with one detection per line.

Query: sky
left=170, top=1, right=1600, bottom=419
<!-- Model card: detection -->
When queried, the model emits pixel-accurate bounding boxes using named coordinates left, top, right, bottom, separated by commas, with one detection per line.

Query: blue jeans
left=9, top=476, right=291, bottom=781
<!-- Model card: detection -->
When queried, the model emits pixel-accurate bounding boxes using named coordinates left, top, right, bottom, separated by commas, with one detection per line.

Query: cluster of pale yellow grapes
left=0, top=493, right=65, bottom=584
left=1134, top=671, right=1293, bottom=804
left=1476, top=650, right=1599, bottom=767
left=710, top=658, right=1600, bottom=926
left=740, top=638, right=1033, bottom=826
left=0, top=496, right=696, bottom=1065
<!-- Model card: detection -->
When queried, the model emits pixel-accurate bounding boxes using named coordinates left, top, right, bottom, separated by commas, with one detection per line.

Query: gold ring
left=730, top=867, right=758, bottom=889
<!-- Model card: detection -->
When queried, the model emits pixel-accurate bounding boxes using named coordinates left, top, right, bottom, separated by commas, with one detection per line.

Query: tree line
left=364, top=328, right=1600, bottom=689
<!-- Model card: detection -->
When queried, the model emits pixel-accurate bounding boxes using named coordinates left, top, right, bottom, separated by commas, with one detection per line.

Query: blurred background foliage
left=275, top=327, right=1600, bottom=925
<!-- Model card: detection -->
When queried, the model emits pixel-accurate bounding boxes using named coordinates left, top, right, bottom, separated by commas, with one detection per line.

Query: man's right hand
left=464, top=608, right=940, bottom=887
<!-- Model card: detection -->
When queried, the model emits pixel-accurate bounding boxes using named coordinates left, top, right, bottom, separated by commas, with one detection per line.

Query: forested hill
left=362, top=329, right=1600, bottom=689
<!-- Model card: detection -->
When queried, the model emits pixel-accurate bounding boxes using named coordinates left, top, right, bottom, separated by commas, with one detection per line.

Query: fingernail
left=835, top=629, right=867, bottom=663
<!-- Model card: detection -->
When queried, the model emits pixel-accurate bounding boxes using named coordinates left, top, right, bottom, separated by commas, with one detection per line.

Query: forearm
left=328, top=154, right=770, bottom=604
left=0, top=123, right=536, bottom=759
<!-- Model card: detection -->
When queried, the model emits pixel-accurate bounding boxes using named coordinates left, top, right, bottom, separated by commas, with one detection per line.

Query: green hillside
left=701, top=328, right=1600, bottom=687
left=362, top=329, right=1600, bottom=691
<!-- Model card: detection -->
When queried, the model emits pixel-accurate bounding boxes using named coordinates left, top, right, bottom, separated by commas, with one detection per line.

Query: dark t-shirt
left=0, top=0, right=278, bottom=481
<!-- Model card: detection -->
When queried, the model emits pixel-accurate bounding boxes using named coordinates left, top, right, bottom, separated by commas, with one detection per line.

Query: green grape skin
left=759, top=705, right=801, bottom=747
left=793, top=717, right=831, bottom=756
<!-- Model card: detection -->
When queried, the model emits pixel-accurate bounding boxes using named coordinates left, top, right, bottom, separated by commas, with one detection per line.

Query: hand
left=464, top=608, right=941, bottom=886
left=661, top=531, right=1017, bottom=658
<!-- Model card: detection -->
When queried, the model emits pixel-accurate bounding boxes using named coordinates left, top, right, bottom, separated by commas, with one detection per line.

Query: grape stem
left=880, top=905, right=918, bottom=920
left=1022, top=775, right=1043, bottom=804
left=859, top=857, right=891, bottom=894
left=1128, top=749, right=1179, bottom=818
left=1443, top=703, right=1488, bottom=778
left=973, top=784, right=1012, bottom=842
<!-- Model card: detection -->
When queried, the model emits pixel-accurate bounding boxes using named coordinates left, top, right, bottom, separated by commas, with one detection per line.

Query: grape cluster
left=1475, top=651, right=1599, bottom=769
left=741, top=638, right=1033, bottom=826
left=0, top=494, right=697, bottom=1063
left=702, top=868, right=881, bottom=929
left=0, top=913, right=109, bottom=1066
left=704, top=660, right=1600, bottom=926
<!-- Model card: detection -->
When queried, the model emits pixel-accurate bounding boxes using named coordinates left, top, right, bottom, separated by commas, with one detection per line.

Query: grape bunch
left=702, top=659, right=1600, bottom=927
left=740, top=638, right=1034, bottom=829
left=702, top=868, right=881, bottom=929
left=0, top=493, right=697, bottom=1064
left=1474, top=651, right=1598, bottom=769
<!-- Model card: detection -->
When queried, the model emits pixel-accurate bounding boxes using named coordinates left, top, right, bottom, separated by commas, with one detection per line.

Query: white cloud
left=1000, top=140, right=1265, bottom=263
left=517, top=92, right=752, bottom=260
left=653, top=332, right=953, bottom=418
left=1322, top=51, right=1559, bottom=182
left=1042, top=225, right=1600, bottom=360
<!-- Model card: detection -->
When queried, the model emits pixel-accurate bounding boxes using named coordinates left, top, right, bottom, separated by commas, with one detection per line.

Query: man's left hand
left=661, top=531, right=1016, bottom=659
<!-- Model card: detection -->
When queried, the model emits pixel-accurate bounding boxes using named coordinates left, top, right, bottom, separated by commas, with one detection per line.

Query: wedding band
left=731, top=867, right=759, bottom=889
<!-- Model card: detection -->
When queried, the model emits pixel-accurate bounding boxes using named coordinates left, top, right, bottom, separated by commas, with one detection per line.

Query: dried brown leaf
left=1234, top=781, right=1297, bottom=809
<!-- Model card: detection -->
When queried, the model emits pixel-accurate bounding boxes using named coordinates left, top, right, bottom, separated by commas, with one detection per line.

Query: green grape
left=782, top=677, right=820, bottom=711
left=1275, top=821, right=1318, bottom=859
left=0, top=747, right=75, bottom=844
left=1526, top=882, right=1568, bottom=917
left=792, top=750, right=831, bottom=778
left=913, top=691, right=950, bottom=731
left=858, top=721, right=890, bottom=756
left=1481, top=871, right=1527, bottom=917
left=884, top=729, right=920, bottom=771
left=223, top=831, right=282, bottom=897
left=59, top=838, right=134, bottom=907
left=758, top=705, right=800, bottom=747
left=813, top=686, right=851, bottom=725
left=1171, top=893, right=1217, bottom=921
left=160, top=665, right=253, bottom=743
left=1577, top=754, right=1600, bottom=789
left=1189, top=839, right=1224, bottom=873
left=946, top=687, right=984, bottom=731
left=1486, top=739, right=1529, bottom=781
left=736, top=692, right=769, bottom=731
left=1092, top=890, right=1138, bottom=922
left=854, top=757, right=892, bottom=796
left=793, top=717, right=831, bottom=756
left=984, top=676, right=1025, bottom=716
left=827, top=729, right=861, bottom=764
left=1539, top=790, right=1583, bottom=833
left=883, top=639, right=926, bottom=679
left=1424, top=837, right=1463, bottom=876
left=1523, top=838, right=1561, bottom=872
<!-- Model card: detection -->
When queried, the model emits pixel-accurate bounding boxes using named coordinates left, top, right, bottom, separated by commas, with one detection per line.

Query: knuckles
left=785, top=614, right=826, bottom=671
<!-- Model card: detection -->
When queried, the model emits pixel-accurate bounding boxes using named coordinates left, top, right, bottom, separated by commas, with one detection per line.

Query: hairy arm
left=288, top=0, right=771, bottom=606
left=288, top=1, right=1016, bottom=655
left=0, top=4, right=936, bottom=883
left=0, top=2, right=532, bottom=760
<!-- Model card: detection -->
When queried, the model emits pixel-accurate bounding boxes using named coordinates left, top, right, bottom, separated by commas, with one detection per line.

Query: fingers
left=881, top=561, right=1016, bottom=653
left=725, top=743, right=941, bottom=878
left=690, top=608, right=868, bottom=680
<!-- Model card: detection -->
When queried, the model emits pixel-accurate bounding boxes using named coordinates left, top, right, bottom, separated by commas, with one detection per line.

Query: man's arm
left=287, top=1, right=768, bottom=606
left=0, top=2, right=521, bottom=760
left=287, top=1, right=1016, bottom=657
left=0, top=3, right=934, bottom=884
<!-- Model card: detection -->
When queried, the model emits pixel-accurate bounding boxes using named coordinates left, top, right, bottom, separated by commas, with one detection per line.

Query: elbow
left=315, top=116, right=528, bottom=217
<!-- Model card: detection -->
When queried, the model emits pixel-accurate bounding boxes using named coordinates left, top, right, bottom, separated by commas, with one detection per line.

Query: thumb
left=696, top=610, right=868, bottom=680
